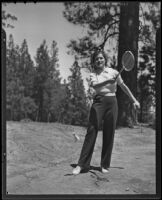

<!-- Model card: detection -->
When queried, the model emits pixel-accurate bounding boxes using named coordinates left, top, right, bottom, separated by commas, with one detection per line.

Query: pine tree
left=69, top=59, right=89, bottom=126
left=58, top=81, right=73, bottom=124
left=63, top=2, right=160, bottom=127
left=18, top=39, right=37, bottom=119
left=63, top=2, right=120, bottom=70
left=43, top=41, right=62, bottom=122
left=63, top=2, right=139, bottom=127
left=6, top=34, right=23, bottom=120
left=137, top=2, right=160, bottom=124
left=116, top=2, right=139, bottom=127
left=138, top=46, right=155, bottom=122
left=156, top=28, right=161, bottom=129
left=34, top=40, right=62, bottom=122
left=61, top=59, right=89, bottom=126
left=34, top=40, right=51, bottom=121
left=6, top=35, right=37, bottom=120
left=19, top=40, right=35, bottom=95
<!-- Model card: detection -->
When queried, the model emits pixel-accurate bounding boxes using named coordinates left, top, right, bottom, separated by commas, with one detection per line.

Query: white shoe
left=101, top=167, right=109, bottom=173
left=72, top=166, right=82, bottom=175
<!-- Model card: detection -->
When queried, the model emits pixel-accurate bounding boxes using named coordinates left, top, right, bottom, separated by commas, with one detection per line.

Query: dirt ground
left=6, top=121, right=155, bottom=195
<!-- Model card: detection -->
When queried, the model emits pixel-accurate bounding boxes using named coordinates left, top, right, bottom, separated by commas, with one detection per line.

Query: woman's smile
left=95, top=53, right=106, bottom=69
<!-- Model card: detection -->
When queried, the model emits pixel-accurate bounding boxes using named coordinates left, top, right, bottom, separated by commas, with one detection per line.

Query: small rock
left=125, top=187, right=130, bottom=191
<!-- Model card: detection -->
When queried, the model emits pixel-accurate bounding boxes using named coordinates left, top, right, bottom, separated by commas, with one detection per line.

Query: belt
left=95, top=93, right=115, bottom=97
left=104, top=93, right=115, bottom=96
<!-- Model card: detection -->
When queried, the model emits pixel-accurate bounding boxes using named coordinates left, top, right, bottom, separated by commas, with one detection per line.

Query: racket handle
left=115, top=67, right=124, bottom=81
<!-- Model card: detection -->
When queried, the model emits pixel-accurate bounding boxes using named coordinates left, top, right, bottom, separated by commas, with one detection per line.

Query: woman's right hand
left=133, top=100, right=140, bottom=110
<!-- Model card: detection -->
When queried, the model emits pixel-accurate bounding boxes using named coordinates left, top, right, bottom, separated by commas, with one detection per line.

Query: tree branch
left=101, top=32, right=119, bottom=48
left=103, top=20, right=120, bottom=42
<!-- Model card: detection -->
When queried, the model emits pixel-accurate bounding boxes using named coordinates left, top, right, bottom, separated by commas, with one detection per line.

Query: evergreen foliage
left=2, top=3, right=17, bottom=28
left=34, top=40, right=62, bottom=122
left=64, top=2, right=120, bottom=68
left=6, top=35, right=37, bottom=120
left=60, top=59, right=89, bottom=126
left=63, top=2, right=160, bottom=127
left=4, top=2, right=160, bottom=127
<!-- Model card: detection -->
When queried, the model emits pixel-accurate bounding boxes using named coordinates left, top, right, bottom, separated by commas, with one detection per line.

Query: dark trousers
left=78, top=95, right=118, bottom=169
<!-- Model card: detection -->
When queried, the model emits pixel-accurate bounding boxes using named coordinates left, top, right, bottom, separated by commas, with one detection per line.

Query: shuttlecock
left=73, top=133, right=80, bottom=142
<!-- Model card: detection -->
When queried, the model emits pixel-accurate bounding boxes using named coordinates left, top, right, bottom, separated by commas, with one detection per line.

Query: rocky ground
left=6, top=121, right=155, bottom=195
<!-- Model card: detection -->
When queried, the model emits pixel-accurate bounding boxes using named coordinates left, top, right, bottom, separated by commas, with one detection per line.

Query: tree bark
left=37, top=87, right=44, bottom=122
left=2, top=29, right=6, bottom=121
left=117, top=2, right=139, bottom=127
left=156, top=27, right=161, bottom=128
left=156, top=27, right=161, bottom=195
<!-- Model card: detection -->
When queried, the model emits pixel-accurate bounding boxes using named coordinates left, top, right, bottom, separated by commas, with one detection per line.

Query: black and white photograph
left=1, top=2, right=161, bottom=199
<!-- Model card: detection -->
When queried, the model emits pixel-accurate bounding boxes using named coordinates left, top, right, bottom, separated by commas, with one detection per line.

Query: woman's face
left=94, top=53, right=106, bottom=70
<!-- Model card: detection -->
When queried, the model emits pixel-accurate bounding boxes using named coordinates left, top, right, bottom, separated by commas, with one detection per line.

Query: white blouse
left=90, top=67, right=124, bottom=96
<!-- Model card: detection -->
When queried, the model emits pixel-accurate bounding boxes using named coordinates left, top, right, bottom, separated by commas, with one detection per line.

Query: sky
left=3, top=2, right=89, bottom=87
left=4, top=2, right=159, bottom=89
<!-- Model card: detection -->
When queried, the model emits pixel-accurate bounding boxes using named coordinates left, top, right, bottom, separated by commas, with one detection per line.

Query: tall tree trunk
left=117, top=2, right=139, bottom=127
left=47, top=112, right=51, bottom=123
left=38, top=88, right=43, bottom=122
left=156, top=27, right=161, bottom=196
left=35, top=109, right=39, bottom=122
left=2, top=29, right=6, bottom=122
left=156, top=27, right=161, bottom=127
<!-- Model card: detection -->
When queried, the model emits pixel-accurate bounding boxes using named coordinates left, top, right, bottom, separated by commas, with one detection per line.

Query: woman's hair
left=91, top=48, right=108, bottom=70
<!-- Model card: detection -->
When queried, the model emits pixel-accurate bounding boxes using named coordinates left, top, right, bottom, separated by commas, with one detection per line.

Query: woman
left=72, top=49, right=140, bottom=175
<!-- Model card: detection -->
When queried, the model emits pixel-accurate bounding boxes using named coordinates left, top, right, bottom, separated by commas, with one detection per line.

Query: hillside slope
left=6, top=121, right=155, bottom=194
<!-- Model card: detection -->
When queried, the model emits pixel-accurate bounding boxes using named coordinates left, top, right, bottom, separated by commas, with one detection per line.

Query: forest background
left=2, top=2, right=161, bottom=128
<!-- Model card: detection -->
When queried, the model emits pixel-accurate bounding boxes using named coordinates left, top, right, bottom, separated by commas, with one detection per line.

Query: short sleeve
left=116, top=73, right=124, bottom=85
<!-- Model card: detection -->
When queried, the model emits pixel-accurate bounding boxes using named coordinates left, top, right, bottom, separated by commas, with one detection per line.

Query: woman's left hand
left=133, top=100, right=140, bottom=110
